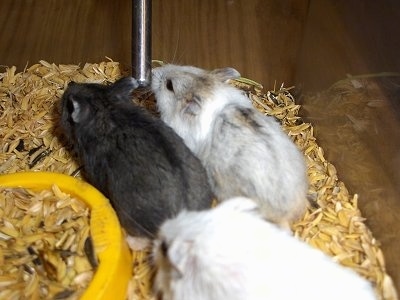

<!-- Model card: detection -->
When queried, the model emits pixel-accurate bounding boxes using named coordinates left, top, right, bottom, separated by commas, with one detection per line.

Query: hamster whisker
left=134, top=86, right=152, bottom=98
left=171, top=28, right=181, bottom=65
left=150, top=72, right=162, bottom=81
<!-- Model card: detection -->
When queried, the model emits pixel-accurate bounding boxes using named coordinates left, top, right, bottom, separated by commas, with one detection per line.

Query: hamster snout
left=152, top=197, right=377, bottom=300
left=151, top=64, right=309, bottom=229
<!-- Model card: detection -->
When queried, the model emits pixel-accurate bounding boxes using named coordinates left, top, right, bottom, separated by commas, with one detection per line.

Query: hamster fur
left=151, top=64, right=308, bottom=228
left=153, top=197, right=377, bottom=300
left=59, top=77, right=214, bottom=238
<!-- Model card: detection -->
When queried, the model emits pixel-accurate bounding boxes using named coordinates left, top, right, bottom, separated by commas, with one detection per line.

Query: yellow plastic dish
left=0, top=171, right=132, bottom=300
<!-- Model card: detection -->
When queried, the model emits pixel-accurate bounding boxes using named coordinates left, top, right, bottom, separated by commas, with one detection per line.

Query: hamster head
left=153, top=197, right=260, bottom=292
left=153, top=198, right=268, bottom=300
left=151, top=64, right=243, bottom=149
left=155, top=197, right=259, bottom=249
left=60, top=77, right=138, bottom=142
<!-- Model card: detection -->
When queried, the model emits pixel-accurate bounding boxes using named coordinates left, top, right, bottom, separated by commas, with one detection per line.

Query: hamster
left=153, top=197, right=377, bottom=300
left=59, top=77, right=214, bottom=239
left=151, top=64, right=308, bottom=228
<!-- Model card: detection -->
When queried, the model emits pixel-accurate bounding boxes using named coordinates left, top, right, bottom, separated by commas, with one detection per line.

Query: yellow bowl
left=0, top=171, right=132, bottom=300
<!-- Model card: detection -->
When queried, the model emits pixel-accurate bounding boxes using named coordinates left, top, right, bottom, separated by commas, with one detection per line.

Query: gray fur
left=59, top=77, right=214, bottom=237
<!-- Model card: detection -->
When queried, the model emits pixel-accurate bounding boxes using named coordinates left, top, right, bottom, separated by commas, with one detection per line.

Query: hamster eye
left=160, top=240, right=168, bottom=256
left=166, top=79, right=174, bottom=92
left=156, top=290, right=164, bottom=300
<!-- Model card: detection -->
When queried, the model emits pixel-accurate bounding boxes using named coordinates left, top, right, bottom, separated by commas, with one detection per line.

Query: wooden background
left=1, top=0, right=399, bottom=289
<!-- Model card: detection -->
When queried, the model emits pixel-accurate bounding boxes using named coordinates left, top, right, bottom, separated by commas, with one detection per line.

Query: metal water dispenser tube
left=132, top=0, right=152, bottom=88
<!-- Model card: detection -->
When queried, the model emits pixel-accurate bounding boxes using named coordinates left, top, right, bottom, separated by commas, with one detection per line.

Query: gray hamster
left=153, top=197, right=377, bottom=300
left=151, top=64, right=308, bottom=228
left=59, top=77, right=214, bottom=238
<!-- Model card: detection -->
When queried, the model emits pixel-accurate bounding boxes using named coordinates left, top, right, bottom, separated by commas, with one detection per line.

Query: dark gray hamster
left=59, top=77, right=214, bottom=238
left=151, top=64, right=308, bottom=229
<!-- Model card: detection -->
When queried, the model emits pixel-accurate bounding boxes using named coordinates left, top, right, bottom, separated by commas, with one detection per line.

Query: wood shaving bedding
left=0, top=185, right=94, bottom=299
left=0, top=60, right=397, bottom=300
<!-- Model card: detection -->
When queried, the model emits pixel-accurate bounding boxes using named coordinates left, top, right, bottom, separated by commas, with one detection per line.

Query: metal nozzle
left=132, top=0, right=152, bottom=87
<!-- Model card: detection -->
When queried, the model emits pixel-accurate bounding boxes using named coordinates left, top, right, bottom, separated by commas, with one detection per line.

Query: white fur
left=193, top=86, right=253, bottom=152
left=151, top=64, right=308, bottom=227
left=153, top=198, right=377, bottom=300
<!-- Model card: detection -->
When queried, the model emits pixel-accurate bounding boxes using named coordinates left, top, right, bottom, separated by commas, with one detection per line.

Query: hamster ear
left=66, top=96, right=89, bottom=123
left=168, top=240, right=194, bottom=275
left=210, top=67, right=241, bottom=82
left=110, top=77, right=139, bottom=102
left=183, top=95, right=202, bottom=116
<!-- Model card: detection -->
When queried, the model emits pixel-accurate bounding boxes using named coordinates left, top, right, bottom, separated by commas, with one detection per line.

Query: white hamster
left=152, top=197, right=377, bottom=300
left=151, top=64, right=308, bottom=228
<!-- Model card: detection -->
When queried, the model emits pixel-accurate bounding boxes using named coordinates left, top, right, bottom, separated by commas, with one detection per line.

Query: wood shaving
left=0, top=185, right=94, bottom=299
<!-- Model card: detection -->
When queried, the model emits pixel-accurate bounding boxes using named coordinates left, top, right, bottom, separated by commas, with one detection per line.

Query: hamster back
left=153, top=198, right=377, bottom=300
left=59, top=77, right=213, bottom=237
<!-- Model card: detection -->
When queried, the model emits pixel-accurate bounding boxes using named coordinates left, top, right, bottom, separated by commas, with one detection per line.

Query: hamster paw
left=125, top=235, right=152, bottom=251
